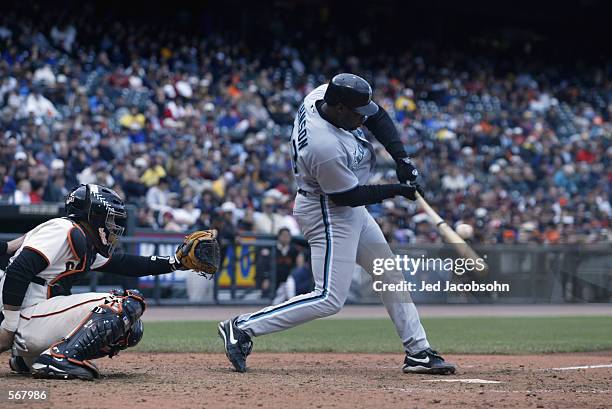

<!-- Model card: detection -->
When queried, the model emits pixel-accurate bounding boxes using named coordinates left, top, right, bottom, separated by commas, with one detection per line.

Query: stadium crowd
left=0, top=9, right=610, bottom=247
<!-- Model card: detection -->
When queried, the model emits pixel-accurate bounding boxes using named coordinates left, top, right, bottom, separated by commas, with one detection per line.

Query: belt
left=298, top=188, right=313, bottom=196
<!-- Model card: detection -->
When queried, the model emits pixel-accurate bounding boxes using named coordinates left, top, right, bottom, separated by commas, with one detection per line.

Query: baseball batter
left=219, top=73, right=456, bottom=374
left=0, top=183, right=219, bottom=380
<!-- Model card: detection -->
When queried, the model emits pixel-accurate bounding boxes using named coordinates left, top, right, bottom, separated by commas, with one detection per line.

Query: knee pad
left=49, top=289, right=146, bottom=364
left=110, top=318, right=144, bottom=355
left=109, top=288, right=146, bottom=321
left=126, top=319, right=144, bottom=348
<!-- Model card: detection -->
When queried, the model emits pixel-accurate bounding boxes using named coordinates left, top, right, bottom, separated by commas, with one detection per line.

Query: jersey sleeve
left=91, top=254, right=111, bottom=270
left=21, top=222, right=72, bottom=267
left=312, top=156, right=359, bottom=194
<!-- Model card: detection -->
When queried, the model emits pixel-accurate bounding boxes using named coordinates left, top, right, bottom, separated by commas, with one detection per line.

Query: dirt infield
left=2, top=351, right=611, bottom=409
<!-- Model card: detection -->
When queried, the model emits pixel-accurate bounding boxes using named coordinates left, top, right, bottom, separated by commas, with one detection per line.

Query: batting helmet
left=323, top=73, right=379, bottom=116
left=65, top=184, right=127, bottom=257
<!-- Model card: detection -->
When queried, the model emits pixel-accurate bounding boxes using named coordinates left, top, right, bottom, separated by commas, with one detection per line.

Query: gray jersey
left=290, top=84, right=376, bottom=196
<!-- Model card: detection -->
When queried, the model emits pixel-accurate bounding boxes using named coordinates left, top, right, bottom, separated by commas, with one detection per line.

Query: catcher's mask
left=65, top=184, right=127, bottom=257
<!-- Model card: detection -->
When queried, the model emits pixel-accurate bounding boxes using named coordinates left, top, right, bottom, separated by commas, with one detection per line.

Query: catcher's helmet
left=323, top=73, right=379, bottom=116
left=65, top=184, right=127, bottom=257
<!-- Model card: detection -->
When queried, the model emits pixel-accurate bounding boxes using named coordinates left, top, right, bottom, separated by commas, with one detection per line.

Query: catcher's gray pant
left=236, top=194, right=430, bottom=354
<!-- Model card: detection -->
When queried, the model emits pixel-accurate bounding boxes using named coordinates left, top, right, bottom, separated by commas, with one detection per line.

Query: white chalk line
left=549, top=364, right=612, bottom=371
left=384, top=387, right=612, bottom=394
left=380, top=363, right=612, bottom=372
left=422, top=378, right=502, bottom=384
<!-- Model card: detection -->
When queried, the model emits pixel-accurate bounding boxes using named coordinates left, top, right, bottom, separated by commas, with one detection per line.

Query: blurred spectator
left=517, top=222, right=539, bottom=244
left=50, top=23, right=76, bottom=52
left=213, top=203, right=239, bottom=275
left=271, top=228, right=301, bottom=304
left=502, top=230, right=517, bottom=244
left=146, top=177, right=171, bottom=212
left=119, top=107, right=145, bottom=130
left=171, top=199, right=201, bottom=230
left=553, top=165, right=578, bottom=194
left=25, top=88, right=59, bottom=118
left=12, top=180, right=31, bottom=204
left=140, top=155, right=167, bottom=187
left=33, top=64, right=55, bottom=86
left=30, top=180, right=45, bottom=204
left=161, top=210, right=182, bottom=232
left=0, top=163, right=16, bottom=195
left=441, top=167, right=473, bottom=191
left=43, top=174, right=68, bottom=202
left=237, top=207, right=256, bottom=233
left=253, top=197, right=287, bottom=235
left=137, top=207, right=158, bottom=229
left=122, top=165, right=148, bottom=204
left=285, top=250, right=313, bottom=300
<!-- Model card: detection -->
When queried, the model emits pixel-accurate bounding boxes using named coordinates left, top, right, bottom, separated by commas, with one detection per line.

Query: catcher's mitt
left=175, top=230, right=220, bottom=276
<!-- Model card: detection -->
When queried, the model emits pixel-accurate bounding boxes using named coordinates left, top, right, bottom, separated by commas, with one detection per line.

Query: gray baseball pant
left=235, top=194, right=430, bottom=354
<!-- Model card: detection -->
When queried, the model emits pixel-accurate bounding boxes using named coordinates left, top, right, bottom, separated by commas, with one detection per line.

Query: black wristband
left=0, top=241, right=7, bottom=257
left=329, top=184, right=410, bottom=207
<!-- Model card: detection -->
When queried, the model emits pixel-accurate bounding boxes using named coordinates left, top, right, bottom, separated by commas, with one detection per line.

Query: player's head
left=277, top=227, right=292, bottom=245
left=323, top=73, right=379, bottom=130
left=65, top=184, right=127, bottom=257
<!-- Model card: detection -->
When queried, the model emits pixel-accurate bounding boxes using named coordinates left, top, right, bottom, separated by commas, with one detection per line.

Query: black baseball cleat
left=9, top=356, right=31, bottom=375
left=31, top=350, right=100, bottom=381
left=218, top=318, right=253, bottom=373
left=402, top=348, right=456, bottom=375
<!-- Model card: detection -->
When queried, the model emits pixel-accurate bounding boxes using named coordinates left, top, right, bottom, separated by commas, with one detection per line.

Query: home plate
left=423, top=378, right=502, bottom=384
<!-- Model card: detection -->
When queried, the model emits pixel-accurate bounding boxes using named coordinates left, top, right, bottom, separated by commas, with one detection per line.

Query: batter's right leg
left=219, top=197, right=361, bottom=372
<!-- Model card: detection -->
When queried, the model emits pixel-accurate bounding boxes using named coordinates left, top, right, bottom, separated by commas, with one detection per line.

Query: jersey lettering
left=291, top=104, right=309, bottom=175
left=291, top=140, right=299, bottom=175
left=296, top=104, right=308, bottom=150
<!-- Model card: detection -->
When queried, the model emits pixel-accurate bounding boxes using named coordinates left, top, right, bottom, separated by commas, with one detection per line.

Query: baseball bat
left=415, top=192, right=489, bottom=275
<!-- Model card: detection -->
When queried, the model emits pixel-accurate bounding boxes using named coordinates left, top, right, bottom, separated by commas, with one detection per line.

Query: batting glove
left=395, top=157, right=419, bottom=184
left=399, top=183, right=424, bottom=201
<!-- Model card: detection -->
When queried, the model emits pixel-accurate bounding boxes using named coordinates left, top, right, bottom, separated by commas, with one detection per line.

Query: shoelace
left=427, top=349, right=444, bottom=361
left=241, top=339, right=253, bottom=356
left=232, top=322, right=253, bottom=356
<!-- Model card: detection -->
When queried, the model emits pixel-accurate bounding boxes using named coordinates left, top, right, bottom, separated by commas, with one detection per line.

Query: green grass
left=135, top=316, right=612, bottom=355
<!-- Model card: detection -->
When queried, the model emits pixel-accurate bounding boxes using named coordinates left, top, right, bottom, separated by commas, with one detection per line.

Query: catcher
left=0, top=183, right=219, bottom=380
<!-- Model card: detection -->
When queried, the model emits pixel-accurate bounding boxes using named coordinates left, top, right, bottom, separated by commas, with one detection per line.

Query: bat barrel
left=415, top=192, right=489, bottom=276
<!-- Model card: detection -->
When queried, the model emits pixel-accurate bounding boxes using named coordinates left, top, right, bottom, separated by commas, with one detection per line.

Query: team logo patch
left=350, top=143, right=366, bottom=170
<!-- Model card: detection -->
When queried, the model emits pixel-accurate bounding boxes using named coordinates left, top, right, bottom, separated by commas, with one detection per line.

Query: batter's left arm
left=364, top=104, right=420, bottom=184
